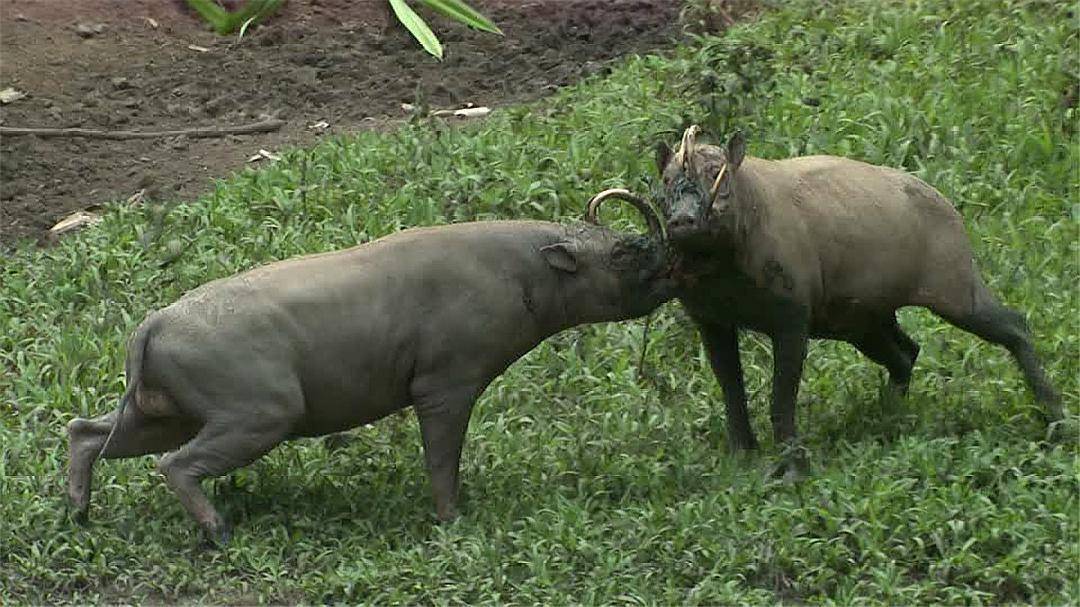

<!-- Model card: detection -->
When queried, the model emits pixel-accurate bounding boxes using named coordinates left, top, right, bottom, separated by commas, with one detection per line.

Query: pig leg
left=769, top=329, right=809, bottom=481
left=889, top=321, right=921, bottom=370
left=852, top=318, right=919, bottom=394
left=67, top=407, right=199, bottom=522
left=698, top=322, right=757, bottom=451
left=413, top=385, right=481, bottom=522
left=932, top=282, right=1063, bottom=422
left=156, top=414, right=295, bottom=545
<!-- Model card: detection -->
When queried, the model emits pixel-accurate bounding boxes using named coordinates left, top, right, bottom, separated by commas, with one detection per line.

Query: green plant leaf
left=227, top=0, right=283, bottom=34
left=233, top=0, right=283, bottom=39
left=185, top=0, right=230, bottom=34
left=389, top=0, right=444, bottom=59
left=417, top=0, right=503, bottom=35
left=186, top=0, right=283, bottom=36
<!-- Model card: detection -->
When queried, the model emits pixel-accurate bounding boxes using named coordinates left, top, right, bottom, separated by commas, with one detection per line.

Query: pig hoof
left=781, top=464, right=808, bottom=484
left=768, top=448, right=810, bottom=483
left=201, top=523, right=233, bottom=549
left=767, top=460, right=808, bottom=484
left=68, top=504, right=90, bottom=525
left=436, top=508, right=461, bottom=524
left=727, top=437, right=759, bottom=454
left=1045, top=417, right=1074, bottom=444
left=323, top=432, right=357, bottom=453
left=882, top=382, right=908, bottom=401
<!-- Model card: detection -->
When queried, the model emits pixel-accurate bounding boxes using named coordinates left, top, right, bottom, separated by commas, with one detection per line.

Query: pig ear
left=654, top=141, right=672, bottom=173
left=540, top=243, right=578, bottom=273
left=727, top=130, right=747, bottom=170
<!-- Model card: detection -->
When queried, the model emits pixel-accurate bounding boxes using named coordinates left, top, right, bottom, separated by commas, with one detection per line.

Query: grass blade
left=184, top=0, right=230, bottom=34
left=417, top=0, right=503, bottom=35
left=186, top=0, right=283, bottom=36
left=389, top=0, right=444, bottom=59
left=232, top=0, right=284, bottom=39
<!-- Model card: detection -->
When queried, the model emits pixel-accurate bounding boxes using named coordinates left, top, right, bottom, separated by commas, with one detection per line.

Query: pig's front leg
left=413, top=383, right=483, bottom=521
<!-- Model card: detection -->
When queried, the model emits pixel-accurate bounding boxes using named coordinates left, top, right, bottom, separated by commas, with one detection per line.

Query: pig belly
left=290, top=372, right=411, bottom=437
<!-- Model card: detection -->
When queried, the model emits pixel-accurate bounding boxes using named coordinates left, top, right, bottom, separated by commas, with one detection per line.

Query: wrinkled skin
left=657, top=126, right=1063, bottom=479
left=67, top=219, right=674, bottom=544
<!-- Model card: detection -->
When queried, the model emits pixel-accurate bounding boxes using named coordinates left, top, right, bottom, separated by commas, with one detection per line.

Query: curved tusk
left=708, top=163, right=728, bottom=201
left=679, top=124, right=701, bottom=170
left=585, top=188, right=665, bottom=241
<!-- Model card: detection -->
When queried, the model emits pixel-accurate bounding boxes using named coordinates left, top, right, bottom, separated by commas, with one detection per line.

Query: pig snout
left=666, top=213, right=700, bottom=240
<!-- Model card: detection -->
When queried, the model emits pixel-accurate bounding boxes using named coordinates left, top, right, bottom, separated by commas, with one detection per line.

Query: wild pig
left=654, top=125, right=1063, bottom=478
left=67, top=196, right=672, bottom=544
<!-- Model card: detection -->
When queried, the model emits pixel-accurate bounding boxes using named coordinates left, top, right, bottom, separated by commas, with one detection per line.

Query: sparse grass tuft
left=1, top=0, right=1076, bottom=604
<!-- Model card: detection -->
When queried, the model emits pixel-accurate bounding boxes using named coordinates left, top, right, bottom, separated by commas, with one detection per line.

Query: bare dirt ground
left=0, top=0, right=682, bottom=246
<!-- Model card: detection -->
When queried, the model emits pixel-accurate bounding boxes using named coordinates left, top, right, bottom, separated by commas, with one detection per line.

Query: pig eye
left=716, top=178, right=732, bottom=199
left=613, top=249, right=631, bottom=262
left=610, top=240, right=647, bottom=268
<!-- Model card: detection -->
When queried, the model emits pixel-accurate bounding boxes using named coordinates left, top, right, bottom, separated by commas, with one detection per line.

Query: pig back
left=145, top=221, right=564, bottom=431
left=775, top=156, right=964, bottom=307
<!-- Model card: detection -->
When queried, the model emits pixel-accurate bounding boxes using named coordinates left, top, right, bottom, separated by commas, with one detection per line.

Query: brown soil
left=0, top=0, right=682, bottom=246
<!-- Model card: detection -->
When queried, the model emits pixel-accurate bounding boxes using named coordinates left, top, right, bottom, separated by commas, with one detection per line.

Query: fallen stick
left=0, top=118, right=286, bottom=140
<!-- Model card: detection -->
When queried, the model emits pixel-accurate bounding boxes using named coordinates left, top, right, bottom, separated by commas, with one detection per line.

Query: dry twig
left=0, top=118, right=285, bottom=140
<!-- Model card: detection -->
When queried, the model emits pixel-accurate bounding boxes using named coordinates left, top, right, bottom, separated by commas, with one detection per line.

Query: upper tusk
left=709, top=163, right=728, bottom=200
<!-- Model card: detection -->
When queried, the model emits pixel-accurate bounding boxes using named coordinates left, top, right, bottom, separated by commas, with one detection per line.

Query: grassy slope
left=1, top=0, right=1076, bottom=603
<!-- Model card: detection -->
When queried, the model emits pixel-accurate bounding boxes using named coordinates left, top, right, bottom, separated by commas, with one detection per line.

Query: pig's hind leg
left=850, top=316, right=920, bottom=395
left=156, top=398, right=300, bottom=546
left=67, top=406, right=199, bottom=522
left=930, top=279, right=1063, bottom=423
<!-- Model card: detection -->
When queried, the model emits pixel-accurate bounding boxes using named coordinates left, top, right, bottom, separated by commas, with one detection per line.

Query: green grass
left=2, top=0, right=1077, bottom=603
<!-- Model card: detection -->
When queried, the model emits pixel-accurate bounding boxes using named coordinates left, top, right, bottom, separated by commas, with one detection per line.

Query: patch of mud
left=0, top=0, right=682, bottom=245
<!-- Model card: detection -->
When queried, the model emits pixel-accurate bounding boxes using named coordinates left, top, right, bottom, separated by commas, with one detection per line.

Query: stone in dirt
left=74, top=22, right=106, bottom=38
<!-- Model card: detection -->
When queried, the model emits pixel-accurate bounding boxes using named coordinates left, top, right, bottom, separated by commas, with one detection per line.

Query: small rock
left=74, top=22, right=106, bottom=38
left=111, top=77, right=133, bottom=90
left=0, top=87, right=27, bottom=104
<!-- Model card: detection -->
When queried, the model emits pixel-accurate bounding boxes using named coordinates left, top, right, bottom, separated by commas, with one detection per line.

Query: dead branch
left=0, top=118, right=286, bottom=140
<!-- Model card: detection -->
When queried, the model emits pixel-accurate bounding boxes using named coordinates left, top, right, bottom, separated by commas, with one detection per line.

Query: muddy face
left=577, top=188, right=675, bottom=318
left=654, top=126, right=747, bottom=246
left=658, top=171, right=712, bottom=242
left=606, top=232, right=674, bottom=317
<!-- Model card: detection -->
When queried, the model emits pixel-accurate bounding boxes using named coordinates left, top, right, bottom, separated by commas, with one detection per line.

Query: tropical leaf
left=389, top=0, right=444, bottom=59
left=417, top=0, right=503, bottom=35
